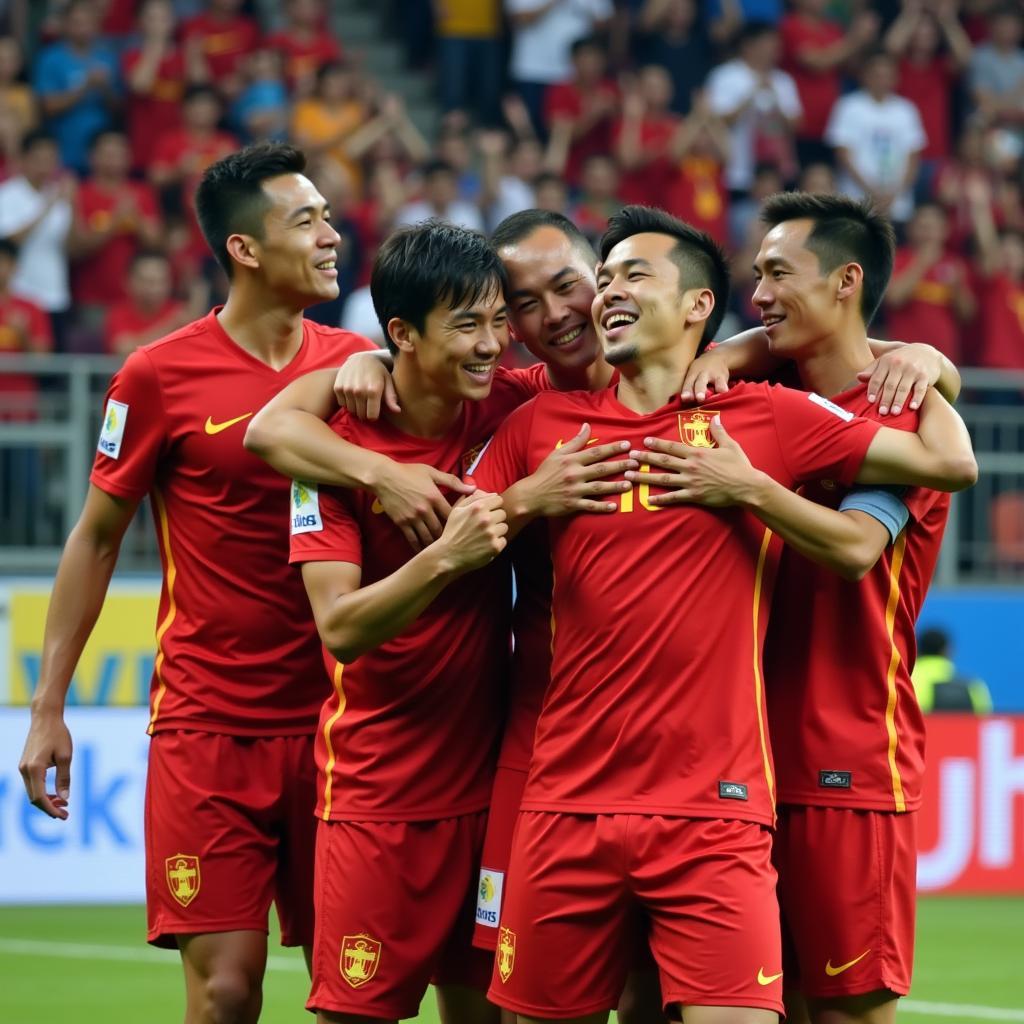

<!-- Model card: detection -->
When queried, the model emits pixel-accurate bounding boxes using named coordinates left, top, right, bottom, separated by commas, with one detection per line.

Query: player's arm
left=300, top=492, right=507, bottom=663
left=18, top=485, right=139, bottom=819
left=856, top=388, right=977, bottom=490
left=245, top=356, right=473, bottom=550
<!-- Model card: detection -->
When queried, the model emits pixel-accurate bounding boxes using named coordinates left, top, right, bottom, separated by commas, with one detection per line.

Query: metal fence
left=1, top=355, right=1023, bottom=581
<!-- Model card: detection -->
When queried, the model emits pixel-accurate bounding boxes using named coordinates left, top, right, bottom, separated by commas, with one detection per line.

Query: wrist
left=361, top=451, right=394, bottom=493
left=420, top=537, right=463, bottom=581
left=738, top=468, right=774, bottom=510
left=30, top=694, right=65, bottom=716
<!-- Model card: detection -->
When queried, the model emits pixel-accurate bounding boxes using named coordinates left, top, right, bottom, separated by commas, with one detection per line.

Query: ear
left=387, top=317, right=417, bottom=355
left=837, top=261, right=863, bottom=306
left=225, top=233, right=260, bottom=272
left=684, top=287, right=715, bottom=327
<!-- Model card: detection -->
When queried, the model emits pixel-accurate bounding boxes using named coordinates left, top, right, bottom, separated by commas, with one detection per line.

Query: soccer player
left=468, top=205, right=975, bottom=1024
left=17, top=142, right=382, bottom=1024
left=645, top=193, right=966, bottom=1024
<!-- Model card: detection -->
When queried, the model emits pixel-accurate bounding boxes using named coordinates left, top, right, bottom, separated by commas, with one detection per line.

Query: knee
left=199, top=969, right=261, bottom=1024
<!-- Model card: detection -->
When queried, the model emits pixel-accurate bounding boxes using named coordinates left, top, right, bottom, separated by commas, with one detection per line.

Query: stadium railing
left=1, top=357, right=1022, bottom=581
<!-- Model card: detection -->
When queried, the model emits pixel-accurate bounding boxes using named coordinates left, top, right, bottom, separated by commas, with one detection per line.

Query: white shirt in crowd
left=706, top=59, right=802, bottom=191
left=505, top=0, right=613, bottom=85
left=395, top=199, right=485, bottom=233
left=826, top=91, right=927, bottom=223
left=0, top=176, right=72, bottom=312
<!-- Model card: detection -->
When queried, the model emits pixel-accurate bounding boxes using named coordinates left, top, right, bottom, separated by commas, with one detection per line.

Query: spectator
left=912, top=628, right=993, bottom=713
left=969, top=4, right=1024, bottom=134
left=0, top=36, right=37, bottom=172
left=826, top=50, right=926, bottom=223
left=885, top=201, right=975, bottom=364
left=0, top=236, right=53, bottom=418
left=433, top=0, right=503, bottom=127
left=614, top=65, right=682, bottom=207
left=728, top=161, right=784, bottom=323
left=265, top=0, right=341, bottom=98
left=934, top=120, right=1000, bottom=248
left=32, top=0, right=121, bottom=174
left=435, top=125, right=482, bottom=200
left=69, top=128, right=162, bottom=334
left=885, top=0, right=974, bottom=170
left=632, top=0, right=712, bottom=116
left=394, top=158, right=484, bottom=232
left=181, top=0, right=260, bottom=99
left=533, top=169, right=570, bottom=215
left=290, top=60, right=368, bottom=196
left=544, top=35, right=619, bottom=187
left=504, top=0, right=613, bottom=137
left=347, top=158, right=407, bottom=285
left=966, top=174, right=1024, bottom=370
left=780, top=0, right=879, bottom=166
left=0, top=130, right=73, bottom=345
left=797, top=160, right=836, bottom=194
left=707, top=0, right=783, bottom=44
left=230, top=48, right=289, bottom=143
left=340, top=283, right=385, bottom=346
left=104, top=250, right=197, bottom=356
left=479, top=129, right=538, bottom=232
left=569, top=152, right=622, bottom=246
left=706, top=21, right=802, bottom=194
left=122, top=0, right=185, bottom=173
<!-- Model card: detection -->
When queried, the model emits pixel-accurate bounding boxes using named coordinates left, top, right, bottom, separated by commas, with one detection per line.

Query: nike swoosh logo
left=555, top=437, right=601, bottom=449
left=204, top=413, right=253, bottom=435
left=825, top=950, right=871, bottom=976
left=757, top=968, right=783, bottom=986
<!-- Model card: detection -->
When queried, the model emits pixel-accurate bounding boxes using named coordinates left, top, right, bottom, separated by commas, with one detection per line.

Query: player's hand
left=628, top=418, right=764, bottom=508
left=374, top=460, right=477, bottom=552
left=18, top=710, right=73, bottom=820
left=522, top=423, right=637, bottom=517
left=435, top=491, right=508, bottom=573
left=680, top=349, right=731, bottom=403
left=858, top=342, right=942, bottom=415
left=333, top=353, right=399, bottom=421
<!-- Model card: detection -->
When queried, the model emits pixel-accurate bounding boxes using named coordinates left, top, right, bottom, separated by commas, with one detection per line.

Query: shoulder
left=129, top=314, right=215, bottom=370
left=303, top=320, right=378, bottom=359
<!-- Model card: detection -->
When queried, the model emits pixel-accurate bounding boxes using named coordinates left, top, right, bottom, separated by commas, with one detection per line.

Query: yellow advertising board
left=5, top=581, right=160, bottom=706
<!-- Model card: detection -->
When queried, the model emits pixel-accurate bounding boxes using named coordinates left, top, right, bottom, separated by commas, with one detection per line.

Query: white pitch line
left=0, top=937, right=307, bottom=973
left=902, top=1001, right=1024, bottom=1022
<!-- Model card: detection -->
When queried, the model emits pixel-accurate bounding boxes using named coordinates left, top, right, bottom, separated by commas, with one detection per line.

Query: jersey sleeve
left=768, top=385, right=882, bottom=486
left=466, top=399, right=537, bottom=493
left=89, top=349, right=167, bottom=500
left=288, top=481, right=363, bottom=566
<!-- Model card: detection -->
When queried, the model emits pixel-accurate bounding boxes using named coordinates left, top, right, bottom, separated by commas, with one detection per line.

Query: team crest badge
left=340, top=934, right=381, bottom=988
left=497, top=926, right=516, bottom=982
left=677, top=410, right=717, bottom=448
left=165, top=854, right=200, bottom=907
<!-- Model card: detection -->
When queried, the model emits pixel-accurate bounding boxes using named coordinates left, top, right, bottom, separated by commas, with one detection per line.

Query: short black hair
left=88, top=127, right=127, bottom=153
left=371, top=220, right=507, bottom=355
left=919, top=628, right=950, bottom=657
left=421, top=158, right=456, bottom=181
left=0, top=237, right=18, bottom=260
left=194, top=141, right=306, bottom=277
left=599, top=205, right=730, bottom=348
left=760, top=191, right=896, bottom=325
left=491, top=209, right=597, bottom=266
left=736, top=20, right=777, bottom=48
left=21, top=128, right=57, bottom=155
left=570, top=34, right=606, bottom=58
left=184, top=83, right=221, bottom=106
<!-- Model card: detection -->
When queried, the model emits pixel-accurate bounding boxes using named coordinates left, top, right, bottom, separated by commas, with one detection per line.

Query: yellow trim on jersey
left=884, top=532, right=909, bottom=812
left=752, top=528, right=776, bottom=814
left=320, top=661, right=347, bottom=820
left=147, top=488, right=178, bottom=735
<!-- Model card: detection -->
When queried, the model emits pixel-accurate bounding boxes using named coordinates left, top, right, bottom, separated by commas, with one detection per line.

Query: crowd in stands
left=0, top=0, right=1021, bottom=377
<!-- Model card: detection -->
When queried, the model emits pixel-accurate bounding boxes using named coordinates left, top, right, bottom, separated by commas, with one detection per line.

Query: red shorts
left=308, top=813, right=494, bottom=1019
left=145, top=730, right=317, bottom=949
left=488, top=812, right=783, bottom=1018
left=773, top=805, right=917, bottom=999
left=473, top=766, right=528, bottom=951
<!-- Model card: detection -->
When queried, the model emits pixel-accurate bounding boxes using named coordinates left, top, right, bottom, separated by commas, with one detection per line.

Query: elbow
left=242, top=413, right=272, bottom=456
left=833, top=544, right=878, bottom=582
left=324, top=629, right=362, bottom=665
left=946, top=453, right=979, bottom=492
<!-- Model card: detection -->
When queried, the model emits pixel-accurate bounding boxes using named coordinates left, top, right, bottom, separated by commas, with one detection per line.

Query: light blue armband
left=838, top=487, right=910, bottom=545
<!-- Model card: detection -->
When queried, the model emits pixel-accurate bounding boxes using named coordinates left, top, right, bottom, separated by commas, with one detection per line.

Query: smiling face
left=242, top=172, right=340, bottom=304
left=593, top=232, right=700, bottom=367
left=500, top=225, right=600, bottom=373
left=752, top=219, right=852, bottom=355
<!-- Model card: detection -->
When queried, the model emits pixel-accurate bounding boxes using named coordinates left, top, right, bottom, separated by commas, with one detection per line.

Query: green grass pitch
left=0, top=897, right=1021, bottom=1022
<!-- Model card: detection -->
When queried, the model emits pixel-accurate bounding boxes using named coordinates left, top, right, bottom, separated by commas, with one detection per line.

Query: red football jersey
left=471, top=382, right=881, bottom=826
left=780, top=14, right=843, bottom=140
left=289, top=367, right=548, bottom=822
left=765, top=382, right=949, bottom=813
left=90, top=310, right=376, bottom=736
left=182, top=14, right=261, bottom=81
left=122, top=48, right=185, bottom=170
left=105, top=299, right=186, bottom=355
left=975, top=273, right=1024, bottom=370
left=264, top=31, right=341, bottom=89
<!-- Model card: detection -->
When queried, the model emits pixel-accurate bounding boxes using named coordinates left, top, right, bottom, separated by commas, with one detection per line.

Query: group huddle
left=19, top=142, right=976, bottom=1024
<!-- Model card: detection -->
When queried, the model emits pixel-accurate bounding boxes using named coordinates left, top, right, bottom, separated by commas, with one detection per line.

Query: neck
left=545, top=356, right=615, bottom=393
left=614, top=337, right=699, bottom=414
left=793, top=324, right=874, bottom=396
left=217, top=284, right=306, bottom=369
left=388, top=359, right=464, bottom=439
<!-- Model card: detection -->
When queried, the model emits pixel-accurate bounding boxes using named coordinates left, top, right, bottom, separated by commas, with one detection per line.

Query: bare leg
left=678, top=1006, right=779, bottom=1024
left=518, top=1014, right=608, bottom=1024
left=784, top=991, right=812, bottom=1024
left=437, top=983, right=501, bottom=1024
left=617, top=970, right=666, bottom=1024
left=808, top=990, right=899, bottom=1024
left=179, top=930, right=267, bottom=1024
left=317, top=1013, right=395, bottom=1024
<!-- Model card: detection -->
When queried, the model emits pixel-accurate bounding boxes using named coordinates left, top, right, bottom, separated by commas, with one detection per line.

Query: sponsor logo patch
left=97, top=399, right=129, bottom=459
left=497, top=926, right=516, bottom=982
left=290, top=480, right=323, bottom=534
left=165, top=853, right=200, bottom=907
left=819, top=770, right=852, bottom=789
left=718, top=780, right=748, bottom=801
left=808, top=392, right=855, bottom=422
left=475, top=868, right=504, bottom=928
left=340, top=934, right=381, bottom=987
